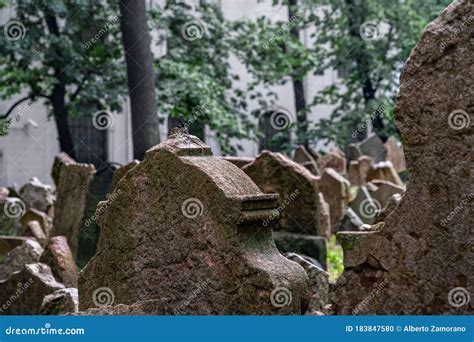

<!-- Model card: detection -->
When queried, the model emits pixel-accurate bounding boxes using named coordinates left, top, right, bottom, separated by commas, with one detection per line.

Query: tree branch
left=0, top=95, right=49, bottom=119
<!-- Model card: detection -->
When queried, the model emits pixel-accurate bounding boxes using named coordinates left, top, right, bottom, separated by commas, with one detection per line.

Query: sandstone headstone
left=19, top=177, right=55, bottom=212
left=40, top=236, right=78, bottom=288
left=51, top=152, right=76, bottom=186
left=40, top=288, right=79, bottom=315
left=243, top=151, right=322, bottom=236
left=320, top=147, right=345, bottom=174
left=384, top=136, right=407, bottom=173
left=358, top=133, right=387, bottom=163
left=337, top=207, right=364, bottom=232
left=370, top=180, right=405, bottom=208
left=273, top=231, right=327, bottom=269
left=109, top=160, right=140, bottom=193
left=21, top=220, right=47, bottom=246
left=366, top=161, right=404, bottom=187
left=293, top=145, right=320, bottom=176
left=20, top=208, right=52, bottom=237
left=0, top=263, right=64, bottom=314
left=334, top=0, right=473, bottom=314
left=375, top=193, right=402, bottom=224
left=350, top=186, right=381, bottom=225
left=317, top=193, right=331, bottom=239
left=319, top=168, right=351, bottom=231
left=0, top=238, right=43, bottom=281
left=221, top=156, right=254, bottom=169
left=51, top=153, right=96, bottom=255
left=79, top=132, right=309, bottom=314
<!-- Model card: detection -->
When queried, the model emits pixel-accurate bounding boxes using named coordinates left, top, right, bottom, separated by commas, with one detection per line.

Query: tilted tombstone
left=319, top=168, right=351, bottom=232
left=334, top=0, right=473, bottom=314
left=292, top=145, right=320, bottom=176
left=79, top=131, right=309, bottom=315
left=243, top=151, right=322, bottom=236
left=50, top=153, right=96, bottom=256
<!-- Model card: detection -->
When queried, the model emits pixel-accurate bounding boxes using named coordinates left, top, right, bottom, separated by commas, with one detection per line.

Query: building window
left=69, top=115, right=108, bottom=168
left=258, top=110, right=291, bottom=152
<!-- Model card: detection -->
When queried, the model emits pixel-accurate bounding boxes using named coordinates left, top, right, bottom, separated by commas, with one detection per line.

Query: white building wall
left=0, top=0, right=337, bottom=188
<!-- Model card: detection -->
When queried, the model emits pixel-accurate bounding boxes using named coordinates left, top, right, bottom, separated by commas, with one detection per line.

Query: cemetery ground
left=0, top=0, right=472, bottom=317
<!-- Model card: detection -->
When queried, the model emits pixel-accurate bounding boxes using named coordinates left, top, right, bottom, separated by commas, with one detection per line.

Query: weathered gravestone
left=293, top=145, right=320, bottom=176
left=334, top=0, right=473, bottom=314
left=50, top=153, right=96, bottom=256
left=243, top=151, right=322, bottom=236
left=79, top=132, right=309, bottom=314
left=109, top=160, right=140, bottom=193
left=19, top=177, right=55, bottom=213
left=319, top=168, right=351, bottom=232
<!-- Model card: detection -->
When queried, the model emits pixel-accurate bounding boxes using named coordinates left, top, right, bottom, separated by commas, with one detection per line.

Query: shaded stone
left=375, top=193, right=402, bottom=224
left=40, top=236, right=78, bottom=288
left=348, top=155, right=374, bottom=186
left=19, top=177, right=55, bottom=212
left=0, top=238, right=43, bottom=281
left=40, top=288, right=78, bottom=315
left=337, top=208, right=363, bottom=232
left=350, top=186, right=381, bottom=225
left=243, top=151, right=322, bottom=236
left=366, top=161, right=404, bottom=187
left=20, top=220, right=47, bottom=247
left=51, top=153, right=96, bottom=256
left=335, top=0, right=473, bottom=314
left=319, top=168, right=351, bottom=232
left=109, top=160, right=140, bottom=193
left=293, top=145, right=320, bottom=176
left=20, top=208, right=52, bottom=237
left=221, top=156, right=254, bottom=169
left=0, top=263, right=64, bottom=315
left=285, top=253, right=330, bottom=314
left=51, top=152, right=76, bottom=186
left=0, top=236, right=29, bottom=257
left=273, top=231, right=327, bottom=269
left=0, top=196, right=23, bottom=235
left=384, top=136, right=407, bottom=173
left=353, top=133, right=387, bottom=163
left=79, top=132, right=309, bottom=314
left=317, top=193, right=331, bottom=239
left=370, top=180, right=405, bottom=208
left=320, top=147, right=345, bottom=174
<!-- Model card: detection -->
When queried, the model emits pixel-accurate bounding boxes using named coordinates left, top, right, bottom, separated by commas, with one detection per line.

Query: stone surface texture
left=79, top=132, right=309, bottom=315
left=334, top=0, right=473, bottom=314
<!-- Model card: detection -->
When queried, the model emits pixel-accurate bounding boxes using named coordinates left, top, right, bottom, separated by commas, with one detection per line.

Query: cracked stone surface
left=79, top=133, right=309, bottom=315
left=334, top=0, right=473, bottom=314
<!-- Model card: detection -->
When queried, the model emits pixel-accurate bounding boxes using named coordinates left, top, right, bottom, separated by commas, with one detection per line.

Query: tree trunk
left=288, top=0, right=308, bottom=147
left=51, top=84, right=76, bottom=159
left=345, top=0, right=387, bottom=142
left=119, top=0, right=160, bottom=160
